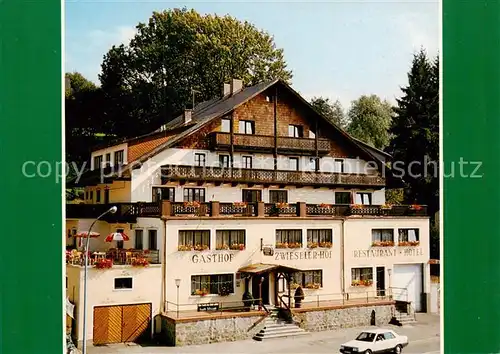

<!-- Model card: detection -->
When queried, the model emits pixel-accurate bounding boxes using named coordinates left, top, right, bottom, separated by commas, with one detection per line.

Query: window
left=105, top=153, right=111, bottom=167
left=219, top=155, right=230, bottom=168
left=114, top=150, right=124, bottom=166
left=191, top=274, right=234, bottom=296
left=291, top=270, right=323, bottom=288
left=383, top=332, right=396, bottom=340
left=183, top=188, right=205, bottom=202
left=96, top=189, right=101, bottom=203
left=221, top=118, right=231, bottom=133
left=265, top=95, right=274, bottom=103
left=276, top=229, right=302, bottom=246
left=135, top=230, right=143, bottom=250
left=289, top=157, right=299, bottom=171
left=307, top=229, right=333, bottom=245
left=335, top=192, right=351, bottom=204
left=310, top=157, right=319, bottom=171
left=114, top=277, right=133, bottom=290
left=216, top=230, right=246, bottom=250
left=242, top=189, right=262, bottom=203
left=242, top=156, right=252, bottom=169
left=288, top=125, right=303, bottom=138
left=178, top=230, right=211, bottom=248
left=89, top=191, right=93, bottom=201
left=93, top=155, right=102, bottom=170
left=351, top=267, right=373, bottom=282
left=116, top=228, right=124, bottom=249
left=356, top=192, right=372, bottom=205
left=269, top=190, right=288, bottom=203
left=398, top=229, right=420, bottom=243
left=148, top=230, right=158, bottom=250
left=334, top=159, right=345, bottom=173
left=309, top=130, right=316, bottom=139
left=152, top=187, right=175, bottom=203
left=372, top=229, right=394, bottom=243
left=194, top=153, right=206, bottom=167
left=239, top=120, right=254, bottom=134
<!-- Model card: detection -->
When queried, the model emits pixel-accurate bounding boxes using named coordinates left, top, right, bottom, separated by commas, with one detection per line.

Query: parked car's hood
left=341, top=339, right=370, bottom=349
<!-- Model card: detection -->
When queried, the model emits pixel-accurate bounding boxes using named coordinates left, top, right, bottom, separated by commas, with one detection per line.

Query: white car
left=340, top=329, right=409, bottom=354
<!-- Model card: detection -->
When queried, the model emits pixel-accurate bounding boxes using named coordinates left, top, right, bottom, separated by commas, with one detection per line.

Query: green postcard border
left=0, top=0, right=63, bottom=353
left=443, top=1, right=500, bottom=353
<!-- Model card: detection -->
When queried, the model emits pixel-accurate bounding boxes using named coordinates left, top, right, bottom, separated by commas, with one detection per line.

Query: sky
left=65, top=0, right=439, bottom=109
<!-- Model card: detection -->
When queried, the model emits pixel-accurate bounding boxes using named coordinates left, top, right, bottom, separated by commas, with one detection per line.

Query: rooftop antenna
left=191, top=88, right=200, bottom=109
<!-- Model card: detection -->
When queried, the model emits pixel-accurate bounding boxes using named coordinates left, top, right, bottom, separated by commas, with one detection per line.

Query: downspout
left=161, top=217, right=167, bottom=313
left=341, top=218, right=346, bottom=298
left=273, top=87, right=278, bottom=171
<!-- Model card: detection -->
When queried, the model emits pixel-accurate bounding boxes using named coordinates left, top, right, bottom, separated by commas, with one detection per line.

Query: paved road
left=88, top=314, right=440, bottom=354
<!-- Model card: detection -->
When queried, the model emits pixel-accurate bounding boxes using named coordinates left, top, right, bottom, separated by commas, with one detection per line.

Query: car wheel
left=394, top=344, right=403, bottom=353
left=364, top=350, right=373, bottom=354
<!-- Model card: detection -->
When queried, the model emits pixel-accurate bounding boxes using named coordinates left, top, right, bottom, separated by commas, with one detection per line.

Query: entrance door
left=252, top=273, right=270, bottom=305
left=376, top=267, right=386, bottom=296
left=392, top=264, right=423, bottom=312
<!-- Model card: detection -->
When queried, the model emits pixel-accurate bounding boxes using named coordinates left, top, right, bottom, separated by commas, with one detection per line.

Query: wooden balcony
left=164, top=201, right=428, bottom=218
left=66, top=202, right=161, bottom=223
left=209, top=132, right=331, bottom=155
left=161, top=165, right=385, bottom=188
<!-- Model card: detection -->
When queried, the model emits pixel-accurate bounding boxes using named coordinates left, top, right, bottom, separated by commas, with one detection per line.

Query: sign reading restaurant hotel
left=353, top=247, right=424, bottom=258
left=274, top=249, right=332, bottom=261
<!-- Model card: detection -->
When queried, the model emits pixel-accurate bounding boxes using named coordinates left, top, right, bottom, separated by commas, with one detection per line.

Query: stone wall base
left=293, top=304, right=394, bottom=332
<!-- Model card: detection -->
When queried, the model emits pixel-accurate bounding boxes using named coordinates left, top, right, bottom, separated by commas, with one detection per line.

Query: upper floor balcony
left=66, top=202, right=161, bottom=223
left=161, top=165, right=385, bottom=188
left=208, top=132, right=331, bottom=155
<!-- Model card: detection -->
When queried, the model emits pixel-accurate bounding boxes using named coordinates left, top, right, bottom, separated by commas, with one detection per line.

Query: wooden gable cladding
left=176, top=118, right=222, bottom=149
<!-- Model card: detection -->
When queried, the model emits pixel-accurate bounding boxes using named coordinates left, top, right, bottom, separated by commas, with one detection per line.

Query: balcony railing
left=209, top=132, right=331, bottom=154
left=66, top=202, right=161, bottom=222
left=161, top=165, right=385, bottom=188
left=164, top=201, right=428, bottom=218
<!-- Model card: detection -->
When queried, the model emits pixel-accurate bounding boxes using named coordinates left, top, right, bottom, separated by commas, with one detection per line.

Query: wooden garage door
left=93, top=303, right=151, bottom=345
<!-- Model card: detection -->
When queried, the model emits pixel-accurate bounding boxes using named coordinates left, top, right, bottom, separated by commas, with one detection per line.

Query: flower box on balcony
left=351, top=279, right=373, bottom=287
left=233, top=202, right=247, bottom=208
left=288, top=242, right=302, bottom=249
left=398, top=241, right=420, bottom=247
left=319, top=242, right=333, bottom=248
left=275, top=242, right=288, bottom=249
left=216, top=244, right=230, bottom=250
left=275, top=202, right=289, bottom=209
left=230, top=243, right=245, bottom=251
left=409, top=204, right=423, bottom=211
left=380, top=204, right=393, bottom=210
left=94, top=259, right=113, bottom=269
left=371, top=241, right=395, bottom=247
left=132, top=258, right=149, bottom=267
left=350, top=204, right=363, bottom=209
left=183, top=201, right=201, bottom=208
left=319, top=203, right=331, bottom=208
left=307, top=242, right=318, bottom=249
left=305, top=283, right=321, bottom=290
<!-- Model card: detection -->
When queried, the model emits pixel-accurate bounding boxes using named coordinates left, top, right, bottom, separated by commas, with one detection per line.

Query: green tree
left=385, top=188, right=404, bottom=205
left=310, top=97, right=348, bottom=129
left=387, top=49, right=439, bottom=217
left=99, top=8, right=293, bottom=138
left=346, top=95, right=393, bottom=150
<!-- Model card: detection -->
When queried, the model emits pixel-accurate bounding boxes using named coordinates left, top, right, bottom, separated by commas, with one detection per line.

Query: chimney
left=230, top=78, right=243, bottom=95
left=222, top=83, right=231, bottom=98
left=183, top=109, right=192, bottom=124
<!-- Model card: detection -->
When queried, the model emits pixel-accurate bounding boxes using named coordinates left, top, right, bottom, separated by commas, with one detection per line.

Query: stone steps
left=394, top=312, right=417, bottom=325
left=253, top=309, right=309, bottom=341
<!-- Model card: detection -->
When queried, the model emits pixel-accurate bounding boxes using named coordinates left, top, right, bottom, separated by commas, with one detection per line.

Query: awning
left=238, top=263, right=302, bottom=275
left=66, top=298, right=75, bottom=319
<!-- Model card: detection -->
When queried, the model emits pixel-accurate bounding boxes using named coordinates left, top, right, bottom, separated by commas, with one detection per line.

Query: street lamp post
left=82, top=206, right=117, bottom=354
left=387, top=269, right=392, bottom=299
left=175, top=279, right=181, bottom=318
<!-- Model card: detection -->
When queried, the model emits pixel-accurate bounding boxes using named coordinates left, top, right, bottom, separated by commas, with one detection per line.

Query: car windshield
left=356, top=332, right=376, bottom=342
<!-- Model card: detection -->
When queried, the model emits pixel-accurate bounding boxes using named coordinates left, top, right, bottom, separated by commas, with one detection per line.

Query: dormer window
left=288, top=125, right=303, bottom=138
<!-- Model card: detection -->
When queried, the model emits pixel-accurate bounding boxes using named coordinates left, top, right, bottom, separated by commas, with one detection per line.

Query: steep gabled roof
left=96, top=79, right=395, bottom=182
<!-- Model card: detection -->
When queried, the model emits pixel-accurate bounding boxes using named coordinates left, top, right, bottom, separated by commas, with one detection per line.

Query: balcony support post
left=273, top=86, right=278, bottom=171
